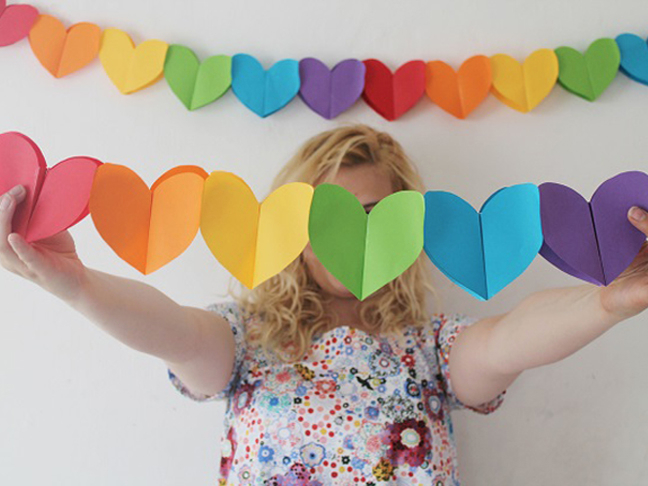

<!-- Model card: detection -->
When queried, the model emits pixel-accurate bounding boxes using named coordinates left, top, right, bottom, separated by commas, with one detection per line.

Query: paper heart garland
left=0, top=132, right=101, bottom=242
left=231, top=54, right=300, bottom=117
left=555, top=38, right=620, bottom=101
left=99, top=28, right=168, bottom=94
left=425, top=55, right=492, bottom=119
left=424, top=184, right=542, bottom=300
left=89, top=164, right=207, bottom=274
left=164, top=45, right=232, bottom=110
left=308, top=184, right=425, bottom=301
left=298, top=58, right=366, bottom=119
left=616, top=33, right=648, bottom=86
left=28, top=14, right=101, bottom=78
left=200, top=171, right=313, bottom=288
left=0, top=0, right=38, bottom=47
left=362, top=59, right=426, bottom=121
left=490, top=49, right=559, bottom=112
left=539, top=171, right=648, bottom=285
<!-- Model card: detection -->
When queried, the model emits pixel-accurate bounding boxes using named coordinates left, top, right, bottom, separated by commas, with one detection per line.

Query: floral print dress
left=168, top=302, right=506, bottom=485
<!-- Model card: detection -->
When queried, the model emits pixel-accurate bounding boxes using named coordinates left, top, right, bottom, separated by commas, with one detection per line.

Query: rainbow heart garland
left=2, top=2, right=648, bottom=119
left=1, top=131, right=647, bottom=301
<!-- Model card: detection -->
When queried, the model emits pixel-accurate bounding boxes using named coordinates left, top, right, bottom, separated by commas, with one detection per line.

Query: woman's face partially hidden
left=302, top=164, right=395, bottom=299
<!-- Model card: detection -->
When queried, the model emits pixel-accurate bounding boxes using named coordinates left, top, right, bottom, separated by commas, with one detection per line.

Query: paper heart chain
left=1, top=131, right=647, bottom=301
left=2, top=3, right=648, bottom=118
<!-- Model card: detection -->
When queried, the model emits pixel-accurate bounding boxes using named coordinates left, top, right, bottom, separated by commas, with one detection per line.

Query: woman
left=1, top=124, right=647, bottom=485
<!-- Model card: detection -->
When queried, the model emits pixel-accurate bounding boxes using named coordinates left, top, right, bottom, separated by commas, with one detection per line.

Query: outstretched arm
left=449, top=206, right=648, bottom=408
left=0, top=185, right=234, bottom=397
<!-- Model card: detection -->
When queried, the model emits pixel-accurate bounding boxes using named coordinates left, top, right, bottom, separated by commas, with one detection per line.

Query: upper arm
left=165, top=304, right=239, bottom=399
left=447, top=314, right=518, bottom=410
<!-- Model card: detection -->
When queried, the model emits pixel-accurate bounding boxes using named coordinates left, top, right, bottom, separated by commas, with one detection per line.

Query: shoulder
left=407, top=312, right=478, bottom=347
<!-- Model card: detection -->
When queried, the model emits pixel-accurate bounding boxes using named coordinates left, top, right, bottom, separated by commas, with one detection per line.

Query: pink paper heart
left=0, top=132, right=102, bottom=242
left=0, top=1, right=39, bottom=47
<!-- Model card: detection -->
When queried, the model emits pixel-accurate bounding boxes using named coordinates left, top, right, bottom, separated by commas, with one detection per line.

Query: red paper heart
left=0, top=1, right=39, bottom=47
left=362, top=59, right=426, bottom=121
left=0, top=132, right=102, bottom=242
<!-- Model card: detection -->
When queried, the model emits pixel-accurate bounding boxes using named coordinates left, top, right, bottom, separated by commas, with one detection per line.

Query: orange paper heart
left=425, top=55, right=492, bottom=119
left=28, top=14, right=101, bottom=78
left=89, top=164, right=207, bottom=274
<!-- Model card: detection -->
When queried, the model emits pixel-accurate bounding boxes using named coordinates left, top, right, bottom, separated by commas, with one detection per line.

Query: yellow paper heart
left=200, top=171, right=314, bottom=289
left=490, top=48, right=558, bottom=112
left=99, top=28, right=168, bottom=94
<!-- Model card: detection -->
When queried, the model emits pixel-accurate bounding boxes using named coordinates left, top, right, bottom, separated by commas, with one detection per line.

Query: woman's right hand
left=0, top=184, right=88, bottom=303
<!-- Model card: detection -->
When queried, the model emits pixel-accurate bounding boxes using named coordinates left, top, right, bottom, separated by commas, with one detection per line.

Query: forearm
left=489, top=285, right=620, bottom=375
left=67, top=267, right=202, bottom=363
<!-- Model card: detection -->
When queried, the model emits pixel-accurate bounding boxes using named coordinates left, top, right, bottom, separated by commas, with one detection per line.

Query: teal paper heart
left=423, top=184, right=542, bottom=300
left=231, top=54, right=300, bottom=117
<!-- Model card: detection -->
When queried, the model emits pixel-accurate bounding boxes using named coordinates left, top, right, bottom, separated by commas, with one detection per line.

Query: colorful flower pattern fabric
left=167, top=302, right=506, bottom=485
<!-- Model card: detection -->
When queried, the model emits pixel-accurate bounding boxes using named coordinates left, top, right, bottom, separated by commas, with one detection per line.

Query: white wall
left=1, top=0, right=648, bottom=484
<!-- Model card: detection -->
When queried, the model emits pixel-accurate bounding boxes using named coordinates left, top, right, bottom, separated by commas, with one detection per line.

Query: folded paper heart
left=28, top=14, right=101, bottom=78
left=0, top=0, right=38, bottom=47
left=362, top=59, right=426, bottom=121
left=555, top=38, right=620, bottom=101
left=164, top=45, right=232, bottom=110
left=424, top=184, right=542, bottom=300
left=200, top=171, right=313, bottom=288
left=231, top=54, right=300, bottom=117
left=298, top=58, right=366, bottom=119
left=616, top=33, right=648, bottom=86
left=490, top=49, right=559, bottom=112
left=0, top=131, right=101, bottom=242
left=539, top=171, right=648, bottom=285
left=308, top=184, right=425, bottom=301
left=99, top=28, right=168, bottom=94
left=89, top=164, right=207, bottom=274
left=425, top=55, right=492, bottom=119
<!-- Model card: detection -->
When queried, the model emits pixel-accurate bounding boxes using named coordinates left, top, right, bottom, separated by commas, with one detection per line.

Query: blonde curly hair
left=232, top=123, right=436, bottom=361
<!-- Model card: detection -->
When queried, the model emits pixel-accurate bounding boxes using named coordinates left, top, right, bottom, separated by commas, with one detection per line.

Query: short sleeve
left=167, top=301, right=247, bottom=402
left=431, top=313, right=506, bottom=415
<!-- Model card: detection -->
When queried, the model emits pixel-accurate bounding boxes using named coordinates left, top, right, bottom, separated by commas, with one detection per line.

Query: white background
left=1, top=0, right=648, bottom=484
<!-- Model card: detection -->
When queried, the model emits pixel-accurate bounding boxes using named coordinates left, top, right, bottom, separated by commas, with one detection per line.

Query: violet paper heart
left=298, top=58, right=365, bottom=119
left=539, top=171, right=648, bottom=285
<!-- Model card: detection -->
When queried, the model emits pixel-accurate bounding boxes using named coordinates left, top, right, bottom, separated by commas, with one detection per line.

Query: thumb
left=7, top=232, right=50, bottom=278
left=628, top=206, right=648, bottom=236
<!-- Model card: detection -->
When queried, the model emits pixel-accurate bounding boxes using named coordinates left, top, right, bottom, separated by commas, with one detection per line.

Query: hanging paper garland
left=3, top=2, right=648, bottom=119
left=1, top=131, right=648, bottom=301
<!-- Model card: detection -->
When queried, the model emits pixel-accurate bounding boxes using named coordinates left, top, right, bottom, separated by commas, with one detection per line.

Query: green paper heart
left=164, top=45, right=232, bottom=110
left=308, top=184, right=425, bottom=300
left=555, top=37, right=620, bottom=101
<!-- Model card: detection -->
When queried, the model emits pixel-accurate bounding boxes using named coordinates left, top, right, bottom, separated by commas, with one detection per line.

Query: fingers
left=0, top=185, right=29, bottom=274
left=628, top=206, right=648, bottom=237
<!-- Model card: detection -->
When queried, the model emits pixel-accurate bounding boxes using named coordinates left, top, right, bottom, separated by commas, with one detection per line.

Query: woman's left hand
left=599, top=206, right=648, bottom=319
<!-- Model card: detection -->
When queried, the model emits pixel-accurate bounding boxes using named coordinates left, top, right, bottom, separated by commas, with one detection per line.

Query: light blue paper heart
left=616, top=34, right=648, bottom=86
left=423, top=184, right=543, bottom=300
left=231, top=54, right=300, bottom=117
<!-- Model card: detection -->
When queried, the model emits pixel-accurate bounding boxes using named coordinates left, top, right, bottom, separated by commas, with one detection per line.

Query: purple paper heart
left=539, top=171, right=648, bottom=285
left=298, top=58, right=365, bottom=119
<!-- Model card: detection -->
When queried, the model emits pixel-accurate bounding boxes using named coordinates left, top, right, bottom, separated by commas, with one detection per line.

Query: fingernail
left=630, top=206, right=646, bottom=221
left=8, top=185, right=23, bottom=196
left=0, top=195, right=11, bottom=211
